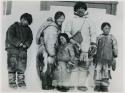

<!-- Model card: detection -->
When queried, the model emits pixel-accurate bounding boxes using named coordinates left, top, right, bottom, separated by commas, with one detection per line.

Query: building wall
left=2, top=1, right=124, bottom=92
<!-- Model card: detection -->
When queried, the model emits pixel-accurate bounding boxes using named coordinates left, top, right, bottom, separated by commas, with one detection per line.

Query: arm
left=7, top=23, right=21, bottom=47
left=65, top=20, right=81, bottom=47
left=44, top=26, right=58, bottom=57
left=88, top=20, right=98, bottom=57
left=36, top=25, right=44, bottom=44
left=111, top=35, right=118, bottom=58
left=89, top=19, right=98, bottom=45
left=67, top=44, right=78, bottom=67
left=68, top=44, right=75, bottom=62
left=24, top=28, right=33, bottom=49
left=80, top=19, right=97, bottom=61
left=36, top=20, right=53, bottom=44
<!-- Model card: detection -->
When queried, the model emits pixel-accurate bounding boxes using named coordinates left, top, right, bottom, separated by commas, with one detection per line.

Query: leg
left=40, top=63, right=52, bottom=90
left=100, top=86, right=108, bottom=92
left=77, top=69, right=88, bottom=91
left=94, top=80, right=101, bottom=92
left=45, top=64, right=55, bottom=90
left=100, top=78, right=109, bottom=92
left=94, top=63, right=103, bottom=92
left=41, top=73, right=48, bottom=89
left=36, top=48, right=50, bottom=89
left=77, top=61, right=88, bottom=91
left=36, top=50, right=44, bottom=80
left=56, top=86, right=70, bottom=92
left=7, top=54, right=17, bottom=89
left=17, top=51, right=27, bottom=88
left=37, top=53, right=49, bottom=90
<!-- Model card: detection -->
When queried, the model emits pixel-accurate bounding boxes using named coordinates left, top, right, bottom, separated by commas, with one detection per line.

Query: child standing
left=5, top=13, right=33, bottom=88
left=93, top=22, right=118, bottom=92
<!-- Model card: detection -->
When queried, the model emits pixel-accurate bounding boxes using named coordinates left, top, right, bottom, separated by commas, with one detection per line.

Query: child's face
left=102, top=25, right=111, bottom=35
left=20, top=18, right=29, bottom=26
left=60, top=36, right=67, bottom=45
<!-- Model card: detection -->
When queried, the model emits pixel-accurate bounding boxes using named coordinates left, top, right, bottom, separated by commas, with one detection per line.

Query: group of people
left=5, top=2, right=118, bottom=92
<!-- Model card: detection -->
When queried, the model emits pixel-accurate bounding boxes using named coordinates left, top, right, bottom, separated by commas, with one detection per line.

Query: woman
left=53, top=33, right=78, bottom=92
left=36, top=11, right=65, bottom=90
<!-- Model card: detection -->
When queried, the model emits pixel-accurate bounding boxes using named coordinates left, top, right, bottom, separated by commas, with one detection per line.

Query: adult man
left=64, top=2, right=97, bottom=91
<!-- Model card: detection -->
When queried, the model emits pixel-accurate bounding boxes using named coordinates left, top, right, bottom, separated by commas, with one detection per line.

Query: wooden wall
left=40, top=1, right=118, bottom=15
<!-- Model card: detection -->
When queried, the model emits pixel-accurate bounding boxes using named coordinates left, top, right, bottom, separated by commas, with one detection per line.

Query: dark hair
left=101, top=22, right=111, bottom=30
left=74, top=2, right=87, bottom=12
left=20, top=13, right=32, bottom=25
left=58, top=33, right=70, bottom=45
left=54, top=11, right=65, bottom=21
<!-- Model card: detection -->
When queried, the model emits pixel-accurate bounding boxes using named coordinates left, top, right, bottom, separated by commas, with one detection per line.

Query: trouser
left=36, top=50, right=55, bottom=89
left=7, top=50, right=27, bottom=85
left=94, top=62, right=111, bottom=92
left=70, top=61, right=89, bottom=87
left=41, top=64, right=54, bottom=88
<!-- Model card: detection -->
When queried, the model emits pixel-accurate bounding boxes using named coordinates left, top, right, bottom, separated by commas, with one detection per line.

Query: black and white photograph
left=1, top=0, right=125, bottom=92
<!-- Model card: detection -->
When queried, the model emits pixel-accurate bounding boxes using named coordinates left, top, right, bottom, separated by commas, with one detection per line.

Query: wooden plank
left=40, top=1, right=50, bottom=11
left=111, top=4, right=117, bottom=15
left=40, top=1, right=118, bottom=15
left=3, top=1, right=12, bottom=15
left=6, top=1, right=12, bottom=15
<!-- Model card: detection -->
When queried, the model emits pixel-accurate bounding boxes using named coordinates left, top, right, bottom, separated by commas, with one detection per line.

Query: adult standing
left=36, top=11, right=65, bottom=90
left=64, top=2, right=97, bottom=91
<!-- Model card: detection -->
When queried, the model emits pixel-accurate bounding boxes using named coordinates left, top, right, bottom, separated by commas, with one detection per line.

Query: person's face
left=60, top=36, right=67, bottom=45
left=20, top=18, right=29, bottom=26
left=56, top=15, right=65, bottom=26
left=76, top=8, right=86, bottom=17
left=102, top=25, right=111, bottom=35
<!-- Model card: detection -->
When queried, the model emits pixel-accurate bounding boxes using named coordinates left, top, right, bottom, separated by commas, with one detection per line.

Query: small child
left=5, top=13, right=33, bottom=88
left=93, top=22, right=118, bottom=92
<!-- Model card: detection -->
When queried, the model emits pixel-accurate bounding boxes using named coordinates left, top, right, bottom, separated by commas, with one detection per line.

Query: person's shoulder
left=8, top=22, right=19, bottom=30
left=44, top=22, right=58, bottom=33
left=49, top=22, right=58, bottom=28
left=67, top=43, right=73, bottom=48
left=97, top=34, right=104, bottom=39
left=109, top=34, right=116, bottom=40
left=10, top=22, right=19, bottom=27
left=109, top=34, right=114, bottom=37
left=47, top=22, right=58, bottom=30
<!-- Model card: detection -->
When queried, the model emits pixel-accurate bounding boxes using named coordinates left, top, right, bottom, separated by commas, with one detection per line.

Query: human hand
left=47, top=56, right=55, bottom=64
left=112, top=59, right=116, bottom=71
left=23, top=45, right=27, bottom=49
left=90, top=45, right=97, bottom=52
left=88, top=45, right=97, bottom=57
left=19, top=43, right=23, bottom=47
left=80, top=52, right=88, bottom=62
